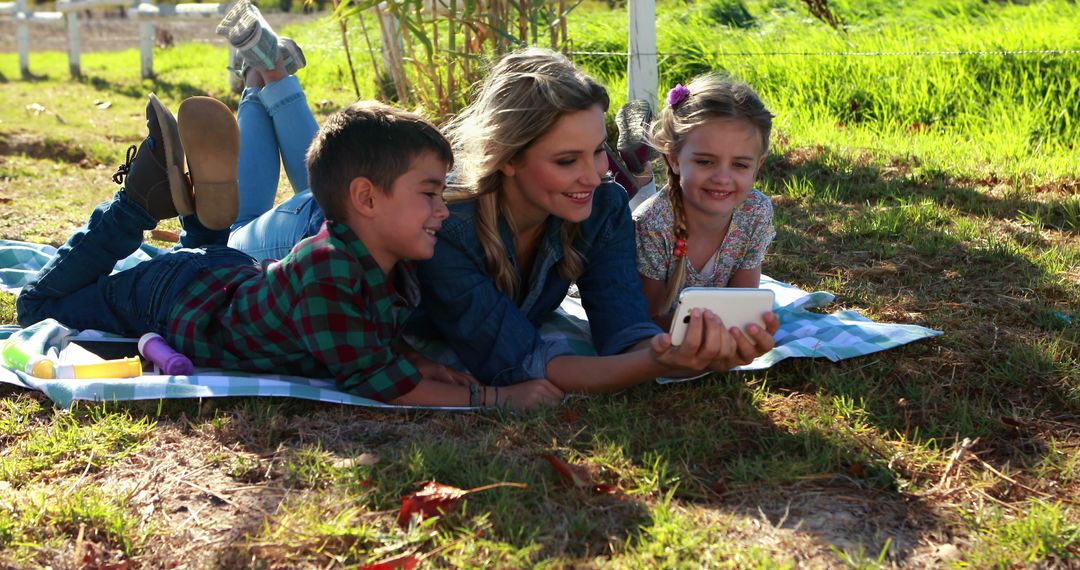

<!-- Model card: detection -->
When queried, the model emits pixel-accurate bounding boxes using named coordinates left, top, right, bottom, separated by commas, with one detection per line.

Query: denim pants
left=17, top=191, right=255, bottom=337
left=227, top=75, right=325, bottom=263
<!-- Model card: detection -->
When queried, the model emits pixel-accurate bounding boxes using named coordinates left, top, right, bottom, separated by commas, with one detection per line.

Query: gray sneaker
left=615, top=99, right=656, bottom=174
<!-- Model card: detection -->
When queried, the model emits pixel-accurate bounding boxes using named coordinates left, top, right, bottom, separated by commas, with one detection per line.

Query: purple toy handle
left=138, top=333, right=194, bottom=376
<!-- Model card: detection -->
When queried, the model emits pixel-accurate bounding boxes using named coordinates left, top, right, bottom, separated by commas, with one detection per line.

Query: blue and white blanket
left=0, top=239, right=941, bottom=407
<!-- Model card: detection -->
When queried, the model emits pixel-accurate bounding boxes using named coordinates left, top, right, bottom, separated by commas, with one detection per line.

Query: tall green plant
left=333, top=0, right=580, bottom=117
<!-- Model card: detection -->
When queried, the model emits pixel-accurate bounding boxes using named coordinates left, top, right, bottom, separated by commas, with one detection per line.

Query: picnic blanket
left=0, top=239, right=941, bottom=407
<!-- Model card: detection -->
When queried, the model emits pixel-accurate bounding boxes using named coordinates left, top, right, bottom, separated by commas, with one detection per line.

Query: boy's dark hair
left=306, top=101, right=453, bottom=222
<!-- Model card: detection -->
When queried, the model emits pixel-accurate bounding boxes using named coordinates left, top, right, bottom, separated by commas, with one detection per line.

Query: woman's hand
left=648, top=308, right=736, bottom=372
left=708, top=312, right=779, bottom=371
left=498, top=379, right=565, bottom=410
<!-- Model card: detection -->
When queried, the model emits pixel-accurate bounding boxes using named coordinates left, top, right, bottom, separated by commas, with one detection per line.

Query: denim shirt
left=409, top=179, right=662, bottom=385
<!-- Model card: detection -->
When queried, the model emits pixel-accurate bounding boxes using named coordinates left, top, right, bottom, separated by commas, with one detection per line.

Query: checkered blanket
left=0, top=239, right=941, bottom=406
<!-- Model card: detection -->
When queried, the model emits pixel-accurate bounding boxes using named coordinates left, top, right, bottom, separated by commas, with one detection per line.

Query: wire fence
left=566, top=48, right=1080, bottom=58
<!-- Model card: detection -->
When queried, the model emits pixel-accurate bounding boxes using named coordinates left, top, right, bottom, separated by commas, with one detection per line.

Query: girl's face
left=500, top=104, right=609, bottom=228
left=667, top=118, right=765, bottom=223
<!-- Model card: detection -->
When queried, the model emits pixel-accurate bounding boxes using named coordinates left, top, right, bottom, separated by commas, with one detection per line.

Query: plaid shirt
left=167, top=221, right=421, bottom=402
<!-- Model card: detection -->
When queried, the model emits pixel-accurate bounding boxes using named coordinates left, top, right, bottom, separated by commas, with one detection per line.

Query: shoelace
left=111, top=145, right=138, bottom=185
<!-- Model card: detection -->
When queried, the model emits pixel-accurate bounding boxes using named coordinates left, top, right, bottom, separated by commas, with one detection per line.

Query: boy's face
left=365, top=150, right=450, bottom=272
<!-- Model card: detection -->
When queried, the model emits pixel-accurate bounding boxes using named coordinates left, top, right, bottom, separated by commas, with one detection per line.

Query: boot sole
left=177, top=97, right=240, bottom=231
left=147, top=93, right=194, bottom=217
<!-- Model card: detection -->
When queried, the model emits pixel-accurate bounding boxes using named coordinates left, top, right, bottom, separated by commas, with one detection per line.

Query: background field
left=0, top=0, right=1078, bottom=567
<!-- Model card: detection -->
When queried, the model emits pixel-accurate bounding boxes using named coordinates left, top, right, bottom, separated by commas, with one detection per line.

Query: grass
left=1, top=0, right=1079, bottom=567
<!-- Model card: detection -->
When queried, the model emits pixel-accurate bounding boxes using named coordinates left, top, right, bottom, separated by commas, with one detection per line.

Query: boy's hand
left=499, top=379, right=564, bottom=410
left=418, top=360, right=478, bottom=386
left=709, top=312, right=779, bottom=371
left=404, top=349, right=478, bottom=386
left=649, top=308, right=735, bottom=372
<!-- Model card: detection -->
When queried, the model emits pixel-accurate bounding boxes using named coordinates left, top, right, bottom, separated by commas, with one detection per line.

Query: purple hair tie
left=667, top=84, right=691, bottom=108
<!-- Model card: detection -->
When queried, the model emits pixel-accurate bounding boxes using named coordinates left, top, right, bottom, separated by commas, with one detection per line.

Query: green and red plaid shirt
left=167, top=221, right=421, bottom=402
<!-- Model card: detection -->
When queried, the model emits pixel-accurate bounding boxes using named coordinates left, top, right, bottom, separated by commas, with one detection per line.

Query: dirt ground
left=0, top=11, right=320, bottom=54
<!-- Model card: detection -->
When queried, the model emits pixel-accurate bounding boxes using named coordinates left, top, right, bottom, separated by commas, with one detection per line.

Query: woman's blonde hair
left=443, top=47, right=609, bottom=298
left=650, top=76, right=773, bottom=311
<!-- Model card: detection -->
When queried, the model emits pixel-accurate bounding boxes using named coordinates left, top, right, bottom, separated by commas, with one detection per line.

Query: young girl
left=634, top=76, right=777, bottom=329
left=408, top=49, right=779, bottom=393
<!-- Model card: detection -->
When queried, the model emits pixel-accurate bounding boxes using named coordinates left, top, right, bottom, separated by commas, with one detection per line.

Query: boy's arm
left=293, top=280, right=423, bottom=402
left=394, top=339, right=478, bottom=386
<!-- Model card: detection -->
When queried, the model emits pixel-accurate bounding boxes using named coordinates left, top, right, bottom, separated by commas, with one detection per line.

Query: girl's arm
left=727, top=266, right=762, bottom=288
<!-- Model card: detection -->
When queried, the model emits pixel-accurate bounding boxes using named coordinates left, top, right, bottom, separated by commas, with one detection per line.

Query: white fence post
left=139, top=21, right=154, bottom=78
left=15, top=0, right=30, bottom=78
left=66, top=10, right=81, bottom=77
left=627, top=0, right=657, bottom=110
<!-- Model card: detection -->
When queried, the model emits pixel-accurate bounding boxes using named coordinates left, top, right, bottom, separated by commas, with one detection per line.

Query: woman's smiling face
left=499, top=104, right=609, bottom=228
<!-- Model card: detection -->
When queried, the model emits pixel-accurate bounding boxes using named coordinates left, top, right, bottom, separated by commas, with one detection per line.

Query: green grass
left=1, top=0, right=1079, bottom=567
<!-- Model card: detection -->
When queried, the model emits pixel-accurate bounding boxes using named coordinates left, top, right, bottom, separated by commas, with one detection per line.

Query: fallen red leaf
left=542, top=453, right=621, bottom=495
left=542, top=453, right=590, bottom=488
left=592, top=483, right=621, bottom=495
left=360, top=553, right=418, bottom=570
left=397, top=481, right=468, bottom=526
left=1000, top=416, right=1027, bottom=429
left=397, top=480, right=527, bottom=527
left=848, top=462, right=866, bottom=478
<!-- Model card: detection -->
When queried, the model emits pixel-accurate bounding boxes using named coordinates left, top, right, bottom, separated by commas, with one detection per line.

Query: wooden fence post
left=627, top=0, right=657, bottom=110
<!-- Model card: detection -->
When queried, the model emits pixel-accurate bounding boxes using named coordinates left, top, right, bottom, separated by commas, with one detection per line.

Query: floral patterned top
left=633, top=187, right=775, bottom=311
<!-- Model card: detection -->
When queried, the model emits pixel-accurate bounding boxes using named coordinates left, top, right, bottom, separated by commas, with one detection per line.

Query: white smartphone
left=669, top=287, right=775, bottom=346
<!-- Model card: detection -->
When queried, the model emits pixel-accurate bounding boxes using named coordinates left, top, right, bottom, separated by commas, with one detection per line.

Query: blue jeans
left=17, top=191, right=255, bottom=336
left=227, top=75, right=324, bottom=263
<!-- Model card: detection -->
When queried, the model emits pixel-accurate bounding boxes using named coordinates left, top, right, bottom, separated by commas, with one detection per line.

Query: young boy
left=17, top=94, right=562, bottom=409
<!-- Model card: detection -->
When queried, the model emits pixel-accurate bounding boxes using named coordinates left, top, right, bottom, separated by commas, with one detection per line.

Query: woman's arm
left=640, top=274, right=674, bottom=329
left=391, top=378, right=564, bottom=409
left=545, top=308, right=749, bottom=392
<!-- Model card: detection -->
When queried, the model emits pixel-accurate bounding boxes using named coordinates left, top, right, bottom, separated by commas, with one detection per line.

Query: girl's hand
left=499, top=379, right=565, bottom=410
left=649, top=308, right=736, bottom=372
left=709, top=312, right=779, bottom=371
left=414, top=358, right=478, bottom=386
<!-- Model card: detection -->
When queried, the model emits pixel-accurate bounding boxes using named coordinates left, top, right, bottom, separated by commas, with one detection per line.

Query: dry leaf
left=397, top=480, right=526, bottom=527
left=542, top=453, right=622, bottom=495
left=542, top=453, right=590, bottom=488
left=360, top=553, right=418, bottom=570
left=96, top=101, right=112, bottom=110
